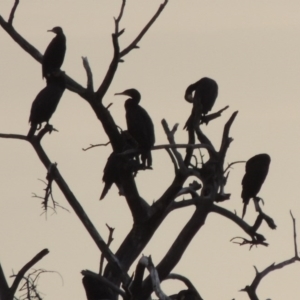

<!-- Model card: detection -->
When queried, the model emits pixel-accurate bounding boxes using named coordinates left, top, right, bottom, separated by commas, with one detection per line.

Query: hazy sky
left=1, top=1, right=300, bottom=299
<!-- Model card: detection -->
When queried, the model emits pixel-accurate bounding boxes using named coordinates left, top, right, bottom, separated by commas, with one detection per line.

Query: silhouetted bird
left=42, top=26, right=66, bottom=79
left=241, top=153, right=271, bottom=218
left=27, top=74, right=65, bottom=138
left=100, top=153, right=124, bottom=200
left=115, top=89, right=155, bottom=168
left=184, top=77, right=218, bottom=130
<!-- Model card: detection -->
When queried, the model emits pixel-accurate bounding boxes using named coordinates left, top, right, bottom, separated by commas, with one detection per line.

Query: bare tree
left=0, top=1, right=299, bottom=300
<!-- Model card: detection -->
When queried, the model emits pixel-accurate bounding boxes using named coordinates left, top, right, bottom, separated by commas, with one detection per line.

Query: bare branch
left=99, top=224, right=115, bottom=275
left=115, top=0, right=126, bottom=24
left=139, top=256, right=170, bottom=300
left=8, top=0, right=19, bottom=25
left=290, top=211, right=299, bottom=257
left=120, top=0, right=169, bottom=57
left=211, top=204, right=267, bottom=246
left=161, top=119, right=187, bottom=173
left=82, top=141, right=110, bottom=151
left=200, top=105, right=229, bottom=124
left=219, top=111, right=238, bottom=157
left=165, top=273, right=203, bottom=300
left=82, top=57, right=94, bottom=92
left=241, top=213, right=300, bottom=299
left=223, top=160, right=246, bottom=174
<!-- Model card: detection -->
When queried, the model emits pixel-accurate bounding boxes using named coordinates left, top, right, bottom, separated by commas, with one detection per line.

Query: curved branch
left=211, top=204, right=267, bottom=245
left=142, top=201, right=212, bottom=298
left=9, top=249, right=49, bottom=298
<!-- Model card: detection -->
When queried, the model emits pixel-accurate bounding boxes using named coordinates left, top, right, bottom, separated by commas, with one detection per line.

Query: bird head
left=47, top=26, right=63, bottom=34
left=115, top=88, right=141, bottom=100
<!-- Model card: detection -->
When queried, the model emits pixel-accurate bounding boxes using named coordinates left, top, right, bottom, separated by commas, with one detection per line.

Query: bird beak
left=114, top=92, right=125, bottom=96
left=47, top=29, right=54, bottom=33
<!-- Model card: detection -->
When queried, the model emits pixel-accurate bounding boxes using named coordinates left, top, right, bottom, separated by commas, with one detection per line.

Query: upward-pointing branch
left=120, top=0, right=168, bottom=57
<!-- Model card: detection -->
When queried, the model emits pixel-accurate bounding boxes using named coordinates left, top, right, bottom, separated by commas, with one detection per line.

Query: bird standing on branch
left=184, top=77, right=218, bottom=130
left=241, top=153, right=271, bottom=218
left=42, top=26, right=66, bottom=79
left=27, top=73, right=65, bottom=138
left=115, top=89, right=155, bottom=168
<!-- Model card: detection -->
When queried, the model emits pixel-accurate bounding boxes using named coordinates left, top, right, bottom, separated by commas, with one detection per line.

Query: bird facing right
left=241, top=153, right=271, bottom=218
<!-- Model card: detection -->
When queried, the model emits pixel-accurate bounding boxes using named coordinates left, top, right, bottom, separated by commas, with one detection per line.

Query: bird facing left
left=42, top=26, right=66, bottom=79
left=27, top=73, right=66, bottom=138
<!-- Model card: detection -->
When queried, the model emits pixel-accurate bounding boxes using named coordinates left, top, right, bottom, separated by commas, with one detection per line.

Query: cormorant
left=241, top=153, right=271, bottom=218
left=27, top=73, right=65, bottom=138
left=115, top=89, right=155, bottom=168
left=100, top=153, right=124, bottom=200
left=184, top=77, right=218, bottom=130
left=42, top=26, right=66, bottom=79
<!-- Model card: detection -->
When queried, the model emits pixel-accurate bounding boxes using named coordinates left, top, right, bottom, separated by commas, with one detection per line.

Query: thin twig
left=8, top=0, right=19, bottom=25
left=223, top=160, right=246, bottom=173
left=82, top=142, right=110, bottom=151
left=82, top=57, right=94, bottom=92
left=99, top=224, right=115, bottom=275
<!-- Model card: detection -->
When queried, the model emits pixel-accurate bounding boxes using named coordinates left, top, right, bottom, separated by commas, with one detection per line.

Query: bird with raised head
left=27, top=73, right=65, bottom=138
left=115, top=88, right=155, bottom=168
left=184, top=77, right=218, bottom=130
left=241, top=153, right=271, bottom=218
left=42, top=26, right=66, bottom=79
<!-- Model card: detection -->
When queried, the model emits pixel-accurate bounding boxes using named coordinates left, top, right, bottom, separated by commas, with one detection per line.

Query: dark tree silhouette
left=0, top=1, right=299, bottom=300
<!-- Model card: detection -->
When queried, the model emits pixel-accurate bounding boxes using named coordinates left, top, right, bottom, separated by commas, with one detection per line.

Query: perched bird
left=100, top=153, right=124, bottom=200
left=184, top=77, right=218, bottom=130
left=27, top=73, right=65, bottom=138
left=241, top=153, right=271, bottom=218
left=115, top=89, right=155, bottom=168
left=42, top=26, right=66, bottom=79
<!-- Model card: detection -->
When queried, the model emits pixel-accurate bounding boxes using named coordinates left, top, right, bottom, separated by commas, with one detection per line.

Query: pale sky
left=1, top=1, right=300, bottom=299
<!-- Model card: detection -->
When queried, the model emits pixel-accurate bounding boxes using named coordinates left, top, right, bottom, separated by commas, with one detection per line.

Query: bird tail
left=242, top=199, right=249, bottom=219
left=100, top=183, right=110, bottom=200
left=27, top=124, right=37, bottom=139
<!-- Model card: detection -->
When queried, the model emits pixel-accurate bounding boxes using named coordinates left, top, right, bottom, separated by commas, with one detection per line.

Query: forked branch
left=8, top=0, right=19, bottom=25
left=120, top=0, right=169, bottom=57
